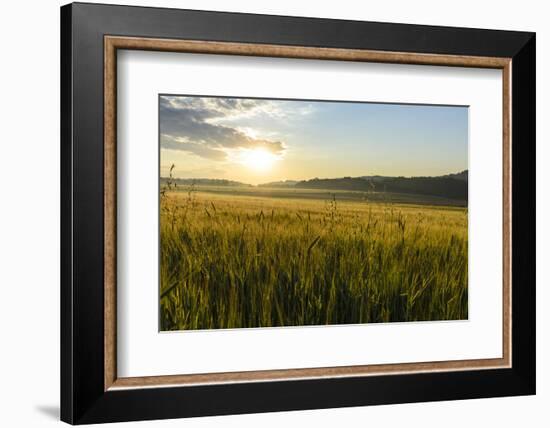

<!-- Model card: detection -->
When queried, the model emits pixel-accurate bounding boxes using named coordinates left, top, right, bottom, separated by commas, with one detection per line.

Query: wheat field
left=160, top=186, right=468, bottom=331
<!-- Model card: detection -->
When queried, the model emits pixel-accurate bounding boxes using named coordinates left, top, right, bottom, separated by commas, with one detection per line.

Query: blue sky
left=160, top=95, right=468, bottom=185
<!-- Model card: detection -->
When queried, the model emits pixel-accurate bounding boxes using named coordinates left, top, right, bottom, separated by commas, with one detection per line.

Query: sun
left=240, top=148, right=277, bottom=172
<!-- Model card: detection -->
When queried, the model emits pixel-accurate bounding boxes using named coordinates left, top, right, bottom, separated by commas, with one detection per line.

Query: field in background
left=167, top=184, right=467, bottom=207
left=160, top=185, right=468, bottom=331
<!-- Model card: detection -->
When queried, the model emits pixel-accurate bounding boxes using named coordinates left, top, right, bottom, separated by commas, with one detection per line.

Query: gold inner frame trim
left=104, top=35, right=512, bottom=391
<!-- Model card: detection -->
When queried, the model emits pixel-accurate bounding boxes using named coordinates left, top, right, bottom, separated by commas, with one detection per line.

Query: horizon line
left=160, top=169, right=468, bottom=185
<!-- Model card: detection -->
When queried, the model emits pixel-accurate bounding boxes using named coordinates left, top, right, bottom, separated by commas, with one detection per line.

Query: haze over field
left=160, top=170, right=469, bottom=206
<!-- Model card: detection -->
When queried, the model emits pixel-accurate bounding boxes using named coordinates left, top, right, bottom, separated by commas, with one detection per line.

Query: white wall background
left=0, top=0, right=546, bottom=426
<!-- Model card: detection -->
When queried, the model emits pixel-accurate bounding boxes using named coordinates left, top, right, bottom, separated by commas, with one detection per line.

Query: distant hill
left=162, top=171, right=468, bottom=202
left=358, top=175, right=392, bottom=183
left=257, top=180, right=299, bottom=188
left=442, top=170, right=468, bottom=181
left=295, top=171, right=468, bottom=202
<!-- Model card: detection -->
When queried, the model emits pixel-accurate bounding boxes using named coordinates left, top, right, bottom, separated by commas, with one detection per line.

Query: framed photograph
left=61, top=2, right=535, bottom=424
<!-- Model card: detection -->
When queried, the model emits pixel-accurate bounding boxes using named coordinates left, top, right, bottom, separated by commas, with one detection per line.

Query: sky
left=160, top=95, right=468, bottom=185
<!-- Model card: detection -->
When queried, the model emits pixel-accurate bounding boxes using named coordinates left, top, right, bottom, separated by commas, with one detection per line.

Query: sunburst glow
left=239, top=148, right=278, bottom=172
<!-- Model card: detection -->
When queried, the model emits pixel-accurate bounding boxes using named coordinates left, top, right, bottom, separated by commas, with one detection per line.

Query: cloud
left=161, top=135, right=228, bottom=161
left=160, top=96, right=287, bottom=160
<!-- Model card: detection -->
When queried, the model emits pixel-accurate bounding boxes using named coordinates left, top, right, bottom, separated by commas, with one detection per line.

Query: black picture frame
left=61, top=2, right=535, bottom=424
